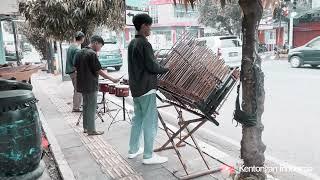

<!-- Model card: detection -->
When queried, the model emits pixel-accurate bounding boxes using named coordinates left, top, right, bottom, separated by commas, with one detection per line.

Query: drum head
left=116, top=85, right=129, bottom=89
left=99, top=80, right=112, bottom=84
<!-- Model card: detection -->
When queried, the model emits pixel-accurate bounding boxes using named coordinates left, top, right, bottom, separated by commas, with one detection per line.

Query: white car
left=196, top=36, right=242, bottom=67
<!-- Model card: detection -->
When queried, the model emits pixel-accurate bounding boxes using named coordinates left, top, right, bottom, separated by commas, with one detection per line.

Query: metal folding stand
left=155, top=97, right=221, bottom=180
left=75, top=107, right=105, bottom=126
left=107, top=96, right=132, bottom=130
left=75, top=93, right=110, bottom=126
left=98, top=92, right=117, bottom=118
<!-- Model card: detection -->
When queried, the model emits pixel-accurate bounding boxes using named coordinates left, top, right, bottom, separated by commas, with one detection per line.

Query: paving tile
left=56, top=132, right=83, bottom=149
left=32, top=72, right=231, bottom=180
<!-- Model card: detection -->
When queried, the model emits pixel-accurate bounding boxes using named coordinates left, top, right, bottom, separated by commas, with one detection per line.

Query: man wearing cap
left=66, top=31, right=85, bottom=112
left=75, top=35, right=120, bottom=135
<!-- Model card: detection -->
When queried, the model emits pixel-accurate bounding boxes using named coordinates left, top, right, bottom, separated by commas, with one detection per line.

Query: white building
left=124, top=0, right=204, bottom=50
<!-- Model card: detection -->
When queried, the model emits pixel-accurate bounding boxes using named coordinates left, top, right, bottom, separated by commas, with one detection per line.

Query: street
left=112, top=54, right=320, bottom=179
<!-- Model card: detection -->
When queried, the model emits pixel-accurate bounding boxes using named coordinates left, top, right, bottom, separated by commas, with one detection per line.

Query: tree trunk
left=238, top=0, right=266, bottom=179
left=46, top=41, right=54, bottom=74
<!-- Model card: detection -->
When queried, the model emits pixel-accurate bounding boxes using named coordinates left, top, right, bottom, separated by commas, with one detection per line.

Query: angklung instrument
left=155, top=32, right=240, bottom=180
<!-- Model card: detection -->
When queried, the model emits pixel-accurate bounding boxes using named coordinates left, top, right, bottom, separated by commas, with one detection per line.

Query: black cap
left=90, top=35, right=104, bottom=46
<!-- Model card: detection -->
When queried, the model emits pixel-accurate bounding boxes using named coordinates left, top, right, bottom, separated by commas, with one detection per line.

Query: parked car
left=288, top=36, right=320, bottom=68
left=196, top=36, right=242, bottom=67
left=258, top=43, right=268, bottom=53
left=98, top=39, right=123, bottom=71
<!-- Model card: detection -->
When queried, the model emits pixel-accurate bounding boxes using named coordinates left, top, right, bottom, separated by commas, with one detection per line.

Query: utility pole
left=0, top=20, right=6, bottom=64
left=288, top=0, right=297, bottom=49
left=11, top=20, right=21, bottom=65
left=289, top=15, right=294, bottom=48
left=278, top=0, right=283, bottom=47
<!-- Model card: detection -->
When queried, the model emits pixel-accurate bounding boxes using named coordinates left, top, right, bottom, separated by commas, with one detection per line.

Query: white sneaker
left=142, top=153, right=168, bottom=165
left=128, top=148, right=143, bottom=159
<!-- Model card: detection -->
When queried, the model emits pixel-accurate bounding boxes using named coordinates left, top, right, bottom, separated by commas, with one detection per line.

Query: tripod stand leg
left=76, top=112, right=83, bottom=126
left=96, top=111, right=105, bottom=123
left=103, top=92, right=106, bottom=113
left=123, top=97, right=126, bottom=121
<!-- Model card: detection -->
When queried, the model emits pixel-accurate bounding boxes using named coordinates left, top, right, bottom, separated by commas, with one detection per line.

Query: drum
left=108, top=84, right=116, bottom=94
left=99, top=80, right=112, bottom=93
left=115, top=85, right=129, bottom=97
left=0, top=90, right=42, bottom=176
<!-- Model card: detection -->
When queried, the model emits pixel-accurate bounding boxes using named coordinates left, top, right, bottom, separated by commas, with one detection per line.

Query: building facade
left=0, top=0, right=20, bottom=64
left=124, top=0, right=204, bottom=50
left=258, top=18, right=288, bottom=51
left=293, top=7, right=320, bottom=47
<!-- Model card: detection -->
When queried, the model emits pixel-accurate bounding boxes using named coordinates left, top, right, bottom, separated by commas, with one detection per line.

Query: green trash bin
left=0, top=90, right=42, bottom=177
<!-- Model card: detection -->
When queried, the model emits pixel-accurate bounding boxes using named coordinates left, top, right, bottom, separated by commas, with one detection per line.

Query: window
left=174, top=4, right=198, bottom=18
left=307, top=39, right=320, bottom=48
left=150, top=5, right=158, bottom=24
left=220, top=39, right=241, bottom=48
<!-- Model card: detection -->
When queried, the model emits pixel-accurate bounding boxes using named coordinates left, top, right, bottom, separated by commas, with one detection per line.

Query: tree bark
left=46, top=41, right=54, bottom=74
left=238, top=0, right=266, bottom=179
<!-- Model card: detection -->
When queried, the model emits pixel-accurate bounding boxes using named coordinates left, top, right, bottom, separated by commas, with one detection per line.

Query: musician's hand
left=112, top=78, right=121, bottom=83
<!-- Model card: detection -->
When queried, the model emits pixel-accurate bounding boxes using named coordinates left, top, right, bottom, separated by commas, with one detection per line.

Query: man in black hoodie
left=127, top=14, right=169, bottom=164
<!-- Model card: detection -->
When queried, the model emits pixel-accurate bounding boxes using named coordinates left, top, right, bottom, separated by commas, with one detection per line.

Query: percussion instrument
left=99, top=80, right=112, bottom=92
left=115, top=85, right=129, bottom=97
left=157, top=32, right=239, bottom=124
left=108, top=83, right=116, bottom=94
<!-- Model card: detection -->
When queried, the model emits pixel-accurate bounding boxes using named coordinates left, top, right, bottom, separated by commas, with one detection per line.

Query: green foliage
left=19, top=0, right=125, bottom=41
left=19, top=23, right=49, bottom=60
left=272, top=5, right=289, bottom=23
left=198, top=0, right=241, bottom=36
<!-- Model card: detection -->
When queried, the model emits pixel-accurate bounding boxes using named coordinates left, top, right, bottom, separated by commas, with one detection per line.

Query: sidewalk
left=31, top=72, right=230, bottom=180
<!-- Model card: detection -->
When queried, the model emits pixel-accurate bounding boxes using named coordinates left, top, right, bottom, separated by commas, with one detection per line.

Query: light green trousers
left=129, top=93, right=158, bottom=159
left=82, top=91, right=97, bottom=132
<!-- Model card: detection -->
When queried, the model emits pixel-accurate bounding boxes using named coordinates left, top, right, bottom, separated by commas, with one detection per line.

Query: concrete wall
left=157, top=4, right=175, bottom=24
left=0, top=0, right=19, bottom=16
left=156, top=4, right=198, bottom=25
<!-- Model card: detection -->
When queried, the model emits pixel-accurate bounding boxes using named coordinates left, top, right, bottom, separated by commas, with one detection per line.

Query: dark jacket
left=128, top=35, right=169, bottom=97
left=74, top=47, right=102, bottom=93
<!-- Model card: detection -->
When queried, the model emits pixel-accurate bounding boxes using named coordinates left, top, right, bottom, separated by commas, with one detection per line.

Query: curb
left=39, top=110, right=76, bottom=180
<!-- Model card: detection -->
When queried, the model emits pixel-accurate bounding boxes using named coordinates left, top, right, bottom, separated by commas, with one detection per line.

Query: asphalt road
left=111, top=52, right=320, bottom=179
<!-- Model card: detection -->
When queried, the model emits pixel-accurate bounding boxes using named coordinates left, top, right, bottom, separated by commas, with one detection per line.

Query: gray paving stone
left=56, top=132, right=83, bottom=150
left=62, top=145, right=109, bottom=180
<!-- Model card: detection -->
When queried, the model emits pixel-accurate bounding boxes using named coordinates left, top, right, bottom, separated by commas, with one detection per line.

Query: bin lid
left=0, top=90, right=36, bottom=112
left=0, top=79, right=33, bottom=91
